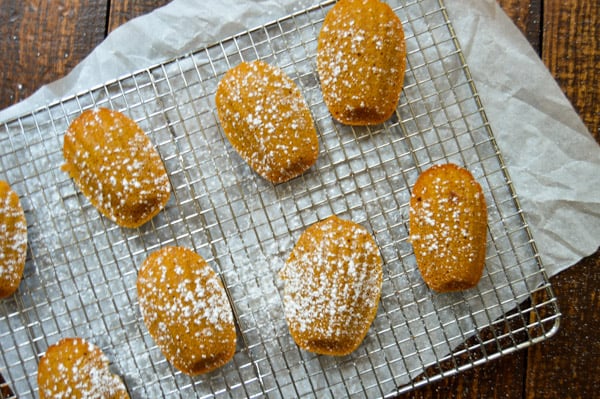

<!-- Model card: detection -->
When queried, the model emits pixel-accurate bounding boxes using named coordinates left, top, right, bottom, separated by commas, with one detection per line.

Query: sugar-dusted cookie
left=137, top=246, right=236, bottom=375
left=216, top=60, right=319, bottom=183
left=280, top=216, right=382, bottom=356
left=0, top=180, right=27, bottom=299
left=409, top=163, right=488, bottom=292
left=38, top=337, right=129, bottom=399
left=317, top=0, right=406, bottom=125
left=62, top=108, right=170, bottom=228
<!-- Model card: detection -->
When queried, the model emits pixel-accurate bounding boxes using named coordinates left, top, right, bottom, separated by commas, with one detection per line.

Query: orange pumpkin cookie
left=38, top=337, right=129, bottom=399
left=317, top=0, right=406, bottom=125
left=409, top=163, right=488, bottom=292
left=280, top=216, right=383, bottom=356
left=215, top=60, right=319, bottom=183
left=62, top=108, right=170, bottom=228
left=137, top=246, right=236, bottom=375
left=0, top=180, right=27, bottom=299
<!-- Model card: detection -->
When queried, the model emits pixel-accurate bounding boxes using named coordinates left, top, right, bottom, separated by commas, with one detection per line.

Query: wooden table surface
left=0, top=1, right=598, bottom=398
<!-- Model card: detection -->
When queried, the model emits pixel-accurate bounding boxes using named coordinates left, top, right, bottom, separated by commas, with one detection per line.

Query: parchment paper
left=1, top=0, right=598, bottom=277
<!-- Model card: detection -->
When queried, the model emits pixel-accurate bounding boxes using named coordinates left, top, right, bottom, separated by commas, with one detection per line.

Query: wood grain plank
left=497, top=0, right=543, bottom=54
left=542, top=0, right=599, bottom=139
left=525, top=250, right=600, bottom=399
left=398, top=352, right=526, bottom=398
left=0, top=0, right=108, bottom=110
left=107, top=0, right=171, bottom=33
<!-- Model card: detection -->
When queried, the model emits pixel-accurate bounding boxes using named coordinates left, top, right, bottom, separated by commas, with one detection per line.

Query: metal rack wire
left=0, top=0, right=559, bottom=397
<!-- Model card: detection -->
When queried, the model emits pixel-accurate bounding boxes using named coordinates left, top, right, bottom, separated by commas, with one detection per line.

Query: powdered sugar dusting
left=62, top=108, right=170, bottom=228
left=410, top=177, right=484, bottom=261
left=280, top=216, right=382, bottom=355
left=137, top=247, right=236, bottom=374
left=215, top=60, right=319, bottom=183
left=409, top=164, right=488, bottom=291
left=0, top=181, right=27, bottom=297
left=38, top=338, right=129, bottom=399
left=317, top=0, right=406, bottom=124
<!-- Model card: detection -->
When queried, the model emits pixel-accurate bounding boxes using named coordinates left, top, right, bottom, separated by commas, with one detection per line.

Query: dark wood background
left=0, top=0, right=598, bottom=397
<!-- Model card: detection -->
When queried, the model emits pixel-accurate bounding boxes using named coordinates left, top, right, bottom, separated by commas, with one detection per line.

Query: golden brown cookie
left=215, top=60, right=319, bottom=183
left=409, top=163, right=488, bottom=292
left=62, top=108, right=170, bottom=228
left=38, top=337, right=129, bottom=399
left=0, top=180, right=27, bottom=299
left=137, top=246, right=236, bottom=375
left=317, top=0, right=406, bottom=125
left=280, top=216, right=383, bottom=356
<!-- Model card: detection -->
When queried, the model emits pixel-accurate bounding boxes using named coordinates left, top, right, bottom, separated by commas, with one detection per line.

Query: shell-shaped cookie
left=62, top=108, right=170, bottom=228
left=38, top=337, right=130, bottom=399
left=215, top=60, right=319, bottom=184
left=137, top=246, right=236, bottom=375
left=317, top=0, right=406, bottom=125
left=280, top=216, right=383, bottom=356
left=0, top=180, right=27, bottom=299
left=409, top=163, right=488, bottom=292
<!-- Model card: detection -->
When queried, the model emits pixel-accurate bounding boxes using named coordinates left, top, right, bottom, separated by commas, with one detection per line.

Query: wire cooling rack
left=0, top=0, right=560, bottom=397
